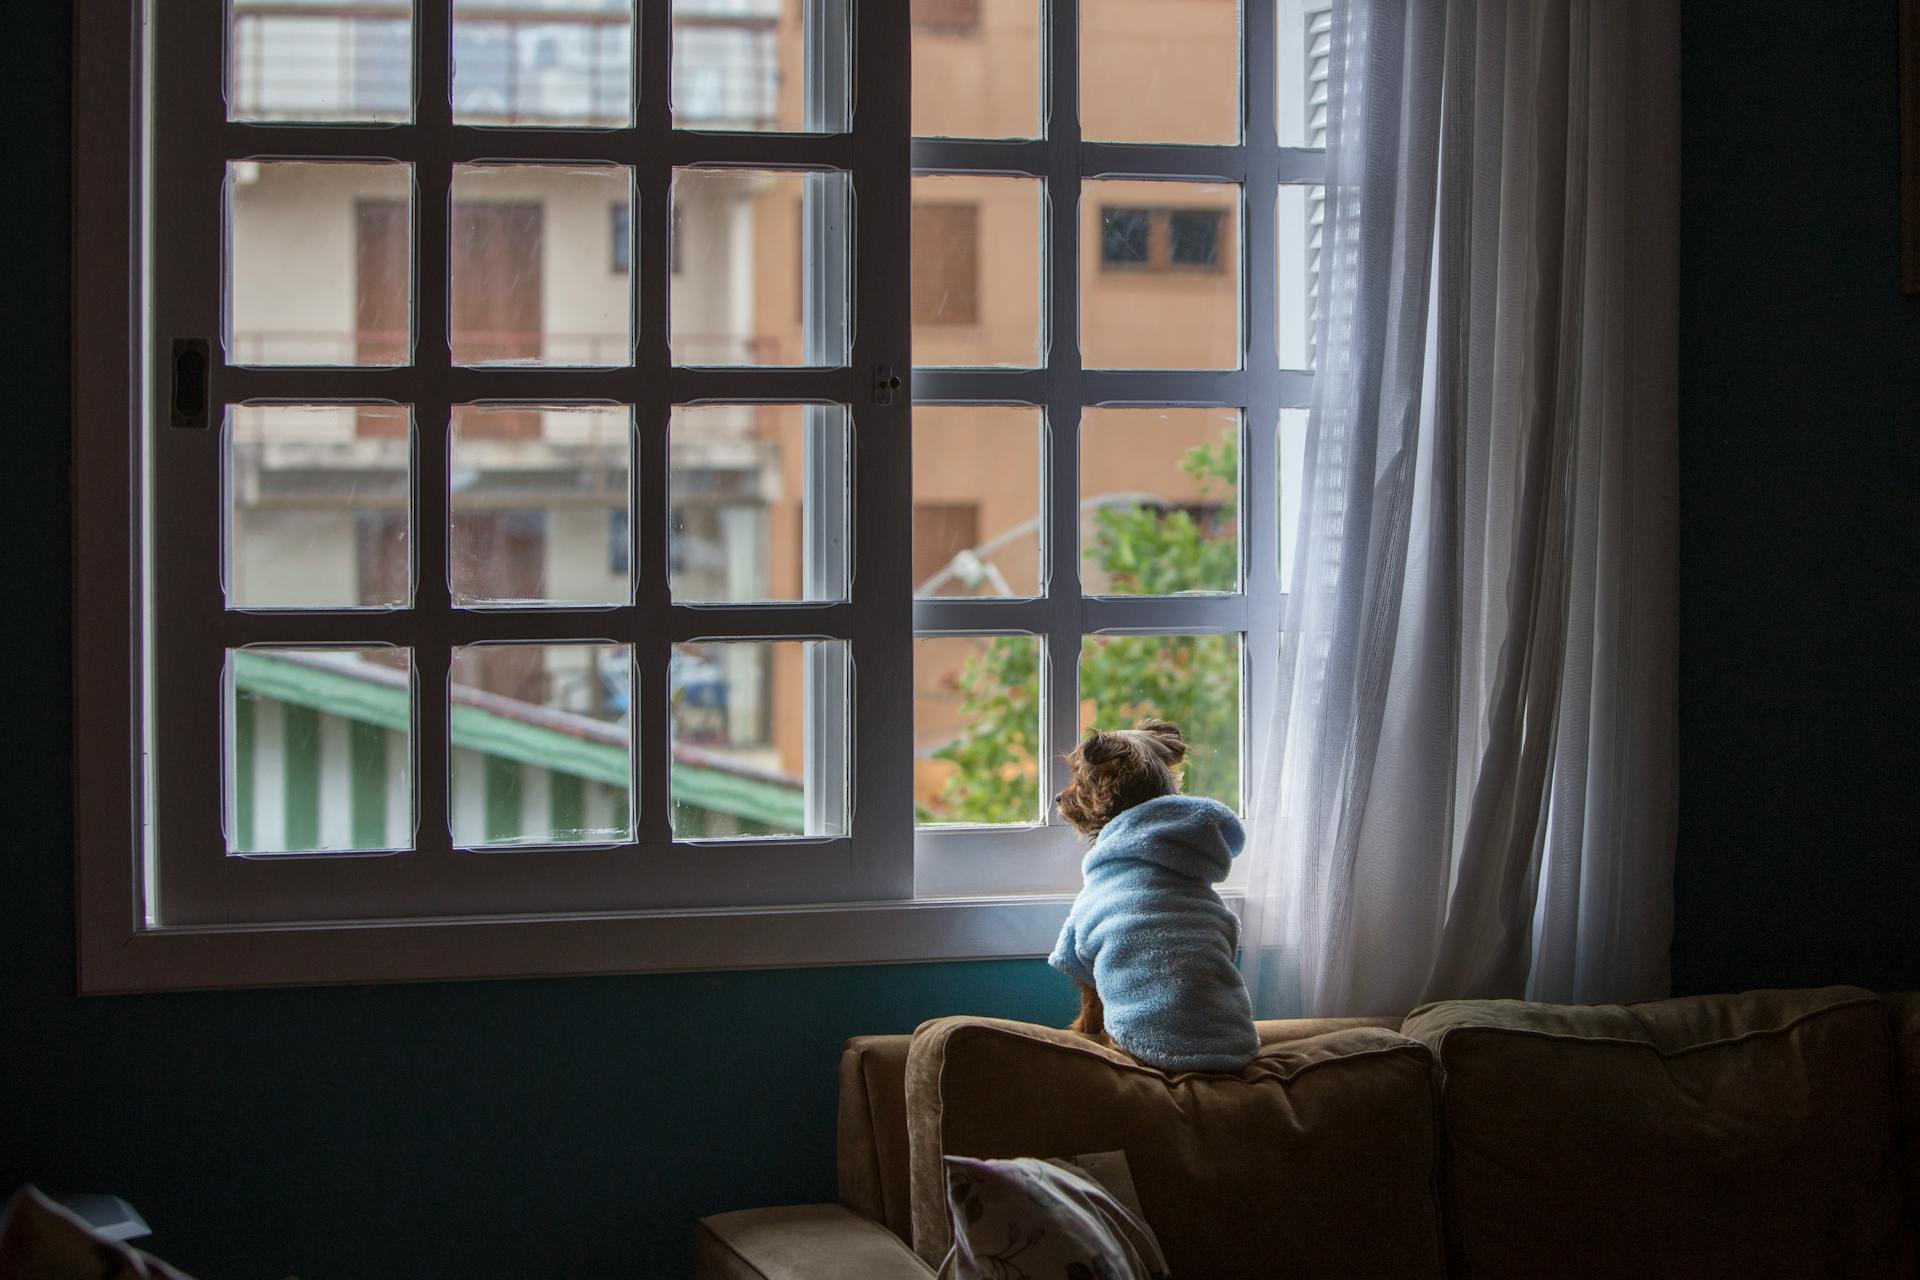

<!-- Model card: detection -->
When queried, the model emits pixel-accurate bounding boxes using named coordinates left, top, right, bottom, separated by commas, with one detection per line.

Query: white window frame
left=72, top=0, right=1325, bottom=993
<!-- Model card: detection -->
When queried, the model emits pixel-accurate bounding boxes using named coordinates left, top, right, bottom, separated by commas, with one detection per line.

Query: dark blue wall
left=7, top=2, right=1919, bottom=1276
left=0, top=17, right=1066, bottom=1278
left=1673, top=0, right=1920, bottom=994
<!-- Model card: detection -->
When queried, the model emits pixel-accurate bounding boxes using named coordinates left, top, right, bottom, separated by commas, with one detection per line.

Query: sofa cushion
left=905, top=1016, right=1447, bottom=1279
left=937, top=1155, right=1170, bottom=1280
left=1404, top=986, right=1917, bottom=1279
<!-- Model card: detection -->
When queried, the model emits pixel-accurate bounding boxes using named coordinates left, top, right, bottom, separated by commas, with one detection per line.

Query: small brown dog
left=1054, top=718, right=1189, bottom=1042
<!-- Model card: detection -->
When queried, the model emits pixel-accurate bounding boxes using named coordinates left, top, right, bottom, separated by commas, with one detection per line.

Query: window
left=912, top=0, right=983, bottom=35
left=1099, top=207, right=1227, bottom=272
left=74, top=0, right=1327, bottom=990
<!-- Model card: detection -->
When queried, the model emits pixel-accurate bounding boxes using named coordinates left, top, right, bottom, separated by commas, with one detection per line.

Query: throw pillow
left=0, top=1186, right=195, bottom=1280
left=936, top=1154, right=1170, bottom=1280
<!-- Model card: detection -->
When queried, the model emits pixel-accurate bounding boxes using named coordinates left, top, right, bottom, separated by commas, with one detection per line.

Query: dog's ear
left=1079, top=729, right=1125, bottom=765
left=1135, top=718, right=1189, bottom=765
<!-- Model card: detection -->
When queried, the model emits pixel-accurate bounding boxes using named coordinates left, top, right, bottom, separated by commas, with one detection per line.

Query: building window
left=1101, top=207, right=1228, bottom=272
left=1168, top=210, right=1223, bottom=268
left=911, top=0, right=982, bottom=35
left=611, top=202, right=630, bottom=273
left=1100, top=208, right=1153, bottom=267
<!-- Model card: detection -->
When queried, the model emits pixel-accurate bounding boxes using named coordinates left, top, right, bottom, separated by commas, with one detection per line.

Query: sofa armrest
left=693, top=1205, right=935, bottom=1280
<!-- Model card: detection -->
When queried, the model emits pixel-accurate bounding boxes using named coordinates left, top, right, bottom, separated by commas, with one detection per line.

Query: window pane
left=1079, top=633, right=1241, bottom=811
left=450, top=164, right=633, bottom=367
left=1081, top=181, right=1241, bottom=370
left=450, top=404, right=633, bottom=608
left=912, top=0, right=1041, bottom=140
left=227, top=161, right=413, bottom=367
left=450, top=643, right=633, bottom=847
left=669, top=404, right=849, bottom=603
left=915, top=634, right=1043, bottom=826
left=913, top=405, right=1043, bottom=598
left=225, top=404, right=412, bottom=610
left=1081, top=0, right=1241, bottom=144
left=1081, top=408, right=1240, bottom=596
left=1279, top=408, right=1308, bottom=588
left=1277, top=0, right=1334, bottom=148
left=453, top=0, right=634, bottom=127
left=229, top=0, right=412, bottom=124
left=1278, top=183, right=1323, bottom=370
left=912, top=175, right=1044, bottom=369
left=672, top=0, right=849, bottom=133
left=670, top=639, right=850, bottom=839
left=226, top=647, right=415, bottom=854
left=670, top=169, right=851, bottom=367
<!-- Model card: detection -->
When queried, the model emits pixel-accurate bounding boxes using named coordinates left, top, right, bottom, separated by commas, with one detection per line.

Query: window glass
left=672, top=0, right=850, bottom=133
left=1081, top=0, right=1241, bottom=144
left=226, top=647, right=416, bottom=854
left=453, top=0, right=634, bottom=127
left=450, top=643, right=634, bottom=847
left=226, top=161, right=413, bottom=368
left=1082, top=182, right=1241, bottom=370
left=1080, top=408, right=1241, bottom=596
left=1079, top=633, right=1241, bottom=811
left=668, top=404, right=850, bottom=604
left=225, top=403, right=413, bottom=611
left=451, top=164, right=634, bottom=368
left=670, top=169, right=851, bottom=367
left=670, top=639, right=851, bottom=839
left=911, top=0, right=1042, bottom=140
left=912, top=405, right=1044, bottom=598
left=915, top=634, right=1044, bottom=827
left=449, top=404, right=633, bottom=608
left=228, top=0, right=412, bottom=124
left=912, top=175, right=1045, bottom=368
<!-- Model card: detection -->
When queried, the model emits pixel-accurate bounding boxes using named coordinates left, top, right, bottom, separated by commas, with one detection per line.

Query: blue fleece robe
left=1048, top=795, right=1258, bottom=1073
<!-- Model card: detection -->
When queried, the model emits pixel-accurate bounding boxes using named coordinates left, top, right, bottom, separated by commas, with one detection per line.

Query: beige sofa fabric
left=905, top=1015, right=1448, bottom=1279
left=837, top=1015, right=1402, bottom=1252
left=837, top=1035, right=916, bottom=1243
left=1404, top=986, right=1918, bottom=1279
left=693, top=1205, right=934, bottom=1280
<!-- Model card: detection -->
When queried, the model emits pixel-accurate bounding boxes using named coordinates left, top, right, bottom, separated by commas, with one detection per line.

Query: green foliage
left=920, top=432, right=1243, bottom=824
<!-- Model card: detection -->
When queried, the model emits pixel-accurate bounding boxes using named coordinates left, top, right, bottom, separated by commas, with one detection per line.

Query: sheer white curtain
left=1242, top=0, right=1679, bottom=1017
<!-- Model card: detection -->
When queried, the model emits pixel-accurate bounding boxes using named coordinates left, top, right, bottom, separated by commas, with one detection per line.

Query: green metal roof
left=232, top=650, right=804, bottom=830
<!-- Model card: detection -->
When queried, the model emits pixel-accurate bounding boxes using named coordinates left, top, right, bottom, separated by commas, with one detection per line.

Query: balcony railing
left=229, top=1, right=787, bottom=129
left=229, top=329, right=777, bottom=367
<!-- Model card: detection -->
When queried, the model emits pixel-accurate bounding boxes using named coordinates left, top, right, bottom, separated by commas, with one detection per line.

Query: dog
left=1049, top=719, right=1259, bottom=1073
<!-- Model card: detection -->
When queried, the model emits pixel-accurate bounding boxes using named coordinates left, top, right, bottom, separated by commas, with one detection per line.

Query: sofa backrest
left=834, top=1016, right=1401, bottom=1250
left=902, top=1016, right=1446, bottom=1277
left=1404, top=986, right=1918, bottom=1279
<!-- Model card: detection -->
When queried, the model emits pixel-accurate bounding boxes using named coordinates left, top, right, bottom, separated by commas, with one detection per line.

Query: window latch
left=871, top=364, right=901, bottom=406
left=170, top=338, right=210, bottom=430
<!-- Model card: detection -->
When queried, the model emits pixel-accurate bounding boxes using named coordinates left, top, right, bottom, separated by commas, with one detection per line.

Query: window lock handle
left=171, top=338, right=210, bottom=430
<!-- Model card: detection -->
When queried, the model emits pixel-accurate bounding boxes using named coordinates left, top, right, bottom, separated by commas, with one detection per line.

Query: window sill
left=78, top=893, right=1082, bottom=995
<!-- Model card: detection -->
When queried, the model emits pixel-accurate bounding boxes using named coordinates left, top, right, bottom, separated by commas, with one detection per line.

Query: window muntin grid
left=909, top=0, right=1329, bottom=886
left=136, top=0, right=1325, bottom=932
left=148, top=0, right=903, bottom=933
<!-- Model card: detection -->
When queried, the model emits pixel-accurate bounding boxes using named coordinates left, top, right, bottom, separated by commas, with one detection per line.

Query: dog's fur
left=1055, top=718, right=1188, bottom=1042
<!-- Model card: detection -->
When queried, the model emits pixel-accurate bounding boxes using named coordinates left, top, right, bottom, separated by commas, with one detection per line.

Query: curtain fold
left=1241, top=0, right=1677, bottom=1018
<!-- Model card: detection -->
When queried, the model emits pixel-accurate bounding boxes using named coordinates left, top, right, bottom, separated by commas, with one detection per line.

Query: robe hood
left=1081, top=794, right=1245, bottom=885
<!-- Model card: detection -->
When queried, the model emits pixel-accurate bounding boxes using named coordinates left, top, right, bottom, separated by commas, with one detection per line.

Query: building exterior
left=223, top=0, right=1323, bottom=848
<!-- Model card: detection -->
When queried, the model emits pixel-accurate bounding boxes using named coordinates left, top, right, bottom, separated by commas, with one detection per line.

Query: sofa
left=695, top=986, right=1920, bottom=1278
